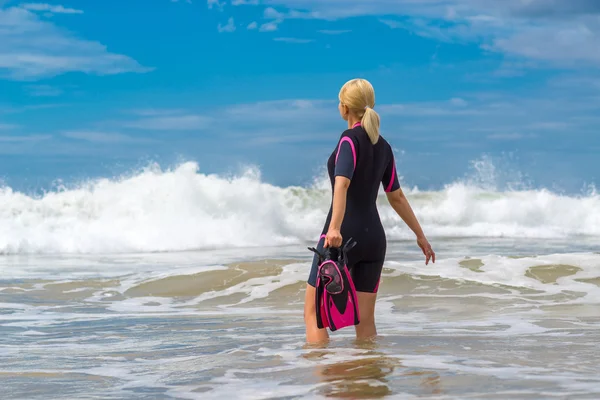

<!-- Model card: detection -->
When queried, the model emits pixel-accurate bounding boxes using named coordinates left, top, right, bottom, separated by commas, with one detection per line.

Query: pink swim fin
left=309, top=238, right=359, bottom=332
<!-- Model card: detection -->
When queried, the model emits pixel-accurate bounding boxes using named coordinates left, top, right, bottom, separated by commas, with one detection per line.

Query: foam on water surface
left=1, top=159, right=600, bottom=398
left=1, top=161, right=599, bottom=255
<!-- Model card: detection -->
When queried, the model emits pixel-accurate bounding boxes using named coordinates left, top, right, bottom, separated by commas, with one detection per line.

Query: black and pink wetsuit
left=308, top=122, right=400, bottom=293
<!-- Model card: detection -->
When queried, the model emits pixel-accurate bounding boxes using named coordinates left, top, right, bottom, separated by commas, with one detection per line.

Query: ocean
left=1, top=161, right=600, bottom=399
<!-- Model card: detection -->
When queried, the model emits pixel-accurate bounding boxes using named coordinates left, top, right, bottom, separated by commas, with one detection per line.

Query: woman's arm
left=386, top=187, right=425, bottom=238
left=325, top=133, right=356, bottom=249
left=325, top=176, right=350, bottom=248
left=386, top=187, right=435, bottom=264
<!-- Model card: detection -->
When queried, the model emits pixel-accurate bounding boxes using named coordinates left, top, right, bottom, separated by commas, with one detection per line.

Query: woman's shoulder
left=378, top=136, right=396, bottom=162
left=341, top=126, right=357, bottom=136
left=340, top=125, right=367, bottom=141
left=377, top=134, right=392, bottom=149
left=336, top=128, right=358, bottom=144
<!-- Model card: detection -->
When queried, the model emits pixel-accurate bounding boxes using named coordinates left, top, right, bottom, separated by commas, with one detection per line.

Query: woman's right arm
left=386, top=188, right=436, bottom=265
left=385, top=188, right=425, bottom=239
left=381, top=147, right=435, bottom=265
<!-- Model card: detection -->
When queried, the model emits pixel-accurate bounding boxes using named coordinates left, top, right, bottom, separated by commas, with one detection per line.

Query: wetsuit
left=308, top=122, right=400, bottom=293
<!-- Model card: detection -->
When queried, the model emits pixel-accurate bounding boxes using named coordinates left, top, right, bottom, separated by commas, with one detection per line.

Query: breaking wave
left=1, top=158, right=598, bottom=254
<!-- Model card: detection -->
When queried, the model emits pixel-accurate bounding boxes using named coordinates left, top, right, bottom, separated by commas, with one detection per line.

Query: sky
left=1, top=0, right=599, bottom=192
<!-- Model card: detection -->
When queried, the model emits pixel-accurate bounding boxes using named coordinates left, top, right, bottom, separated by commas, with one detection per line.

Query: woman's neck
left=348, top=116, right=361, bottom=129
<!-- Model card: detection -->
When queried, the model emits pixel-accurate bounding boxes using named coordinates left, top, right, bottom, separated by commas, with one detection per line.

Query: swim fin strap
left=309, top=238, right=359, bottom=332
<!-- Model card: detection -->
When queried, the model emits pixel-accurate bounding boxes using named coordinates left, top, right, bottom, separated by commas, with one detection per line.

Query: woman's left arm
left=325, top=134, right=356, bottom=248
left=325, top=176, right=350, bottom=248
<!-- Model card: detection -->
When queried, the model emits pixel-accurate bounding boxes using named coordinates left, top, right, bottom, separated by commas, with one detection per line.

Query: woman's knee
left=356, top=291, right=377, bottom=322
left=303, top=284, right=317, bottom=322
left=304, top=303, right=315, bottom=323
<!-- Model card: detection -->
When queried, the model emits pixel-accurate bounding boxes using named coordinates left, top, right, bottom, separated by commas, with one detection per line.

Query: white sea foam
left=0, top=159, right=599, bottom=254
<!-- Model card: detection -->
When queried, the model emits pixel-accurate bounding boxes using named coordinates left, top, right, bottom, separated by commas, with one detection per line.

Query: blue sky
left=1, top=0, right=599, bottom=192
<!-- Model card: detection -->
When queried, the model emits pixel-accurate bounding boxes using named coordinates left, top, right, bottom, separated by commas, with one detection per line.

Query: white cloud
left=218, top=17, right=236, bottom=33
left=207, top=0, right=224, bottom=10
left=179, top=88, right=597, bottom=150
left=378, top=101, right=482, bottom=117
left=231, top=0, right=259, bottom=5
left=20, top=3, right=83, bottom=14
left=0, top=134, right=50, bottom=142
left=450, top=97, right=468, bottom=107
left=263, top=6, right=321, bottom=21
left=492, top=23, right=600, bottom=67
left=62, top=131, right=142, bottom=143
left=318, top=29, right=350, bottom=35
left=500, top=0, right=600, bottom=18
left=273, top=37, right=313, bottom=43
left=25, top=84, right=63, bottom=96
left=527, top=122, right=570, bottom=131
left=254, top=6, right=323, bottom=33
left=223, top=99, right=333, bottom=124
left=264, top=7, right=284, bottom=19
left=213, top=100, right=341, bottom=146
left=259, top=19, right=281, bottom=32
left=247, top=21, right=257, bottom=30
left=379, top=19, right=402, bottom=29
left=129, top=108, right=189, bottom=117
left=0, top=6, right=150, bottom=80
left=219, top=101, right=348, bottom=147
left=0, top=103, right=65, bottom=115
left=549, top=74, right=600, bottom=91
left=62, top=101, right=336, bottom=149
left=378, top=88, right=599, bottom=145
left=0, top=122, right=18, bottom=130
left=125, top=114, right=212, bottom=130
left=53, top=74, right=600, bottom=157
left=487, top=133, right=536, bottom=140
left=246, top=0, right=600, bottom=67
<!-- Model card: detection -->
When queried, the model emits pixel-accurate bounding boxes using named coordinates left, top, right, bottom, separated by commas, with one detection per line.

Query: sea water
left=1, top=161, right=600, bottom=399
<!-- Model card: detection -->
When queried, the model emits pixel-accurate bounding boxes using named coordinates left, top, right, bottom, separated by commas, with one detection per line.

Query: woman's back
left=327, top=124, right=399, bottom=213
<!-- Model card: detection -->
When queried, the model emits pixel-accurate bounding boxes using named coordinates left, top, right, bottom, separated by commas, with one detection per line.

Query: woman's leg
left=351, top=261, right=383, bottom=340
left=304, top=284, right=329, bottom=343
left=305, top=235, right=329, bottom=344
left=355, top=291, right=378, bottom=340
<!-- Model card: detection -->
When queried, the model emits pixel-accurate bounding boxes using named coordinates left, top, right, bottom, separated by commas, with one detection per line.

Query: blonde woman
left=305, top=78, right=435, bottom=343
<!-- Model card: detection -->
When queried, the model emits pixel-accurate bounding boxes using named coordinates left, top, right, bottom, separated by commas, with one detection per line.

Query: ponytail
left=361, top=106, right=380, bottom=144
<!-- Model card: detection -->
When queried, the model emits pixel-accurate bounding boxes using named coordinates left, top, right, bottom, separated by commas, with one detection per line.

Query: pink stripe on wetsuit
left=385, top=162, right=396, bottom=192
left=335, top=137, right=356, bottom=170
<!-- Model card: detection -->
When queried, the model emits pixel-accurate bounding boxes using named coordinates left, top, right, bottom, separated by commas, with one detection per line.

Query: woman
left=304, top=78, right=435, bottom=343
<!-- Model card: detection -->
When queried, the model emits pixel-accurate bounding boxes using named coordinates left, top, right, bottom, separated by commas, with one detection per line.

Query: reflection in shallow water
left=316, top=355, right=396, bottom=398
left=304, top=338, right=443, bottom=398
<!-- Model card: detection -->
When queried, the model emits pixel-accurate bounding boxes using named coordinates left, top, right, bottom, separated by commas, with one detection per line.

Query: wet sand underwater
left=2, top=238, right=600, bottom=399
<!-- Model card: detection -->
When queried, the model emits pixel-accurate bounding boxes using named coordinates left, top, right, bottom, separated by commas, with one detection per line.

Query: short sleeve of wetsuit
left=382, top=148, right=400, bottom=193
left=334, top=135, right=357, bottom=180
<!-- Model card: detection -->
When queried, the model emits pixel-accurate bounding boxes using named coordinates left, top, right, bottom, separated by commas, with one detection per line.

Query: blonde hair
left=339, top=78, right=380, bottom=144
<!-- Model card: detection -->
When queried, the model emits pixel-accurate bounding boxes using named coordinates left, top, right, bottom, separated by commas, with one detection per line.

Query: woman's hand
left=324, top=228, right=343, bottom=248
left=417, top=236, right=435, bottom=265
